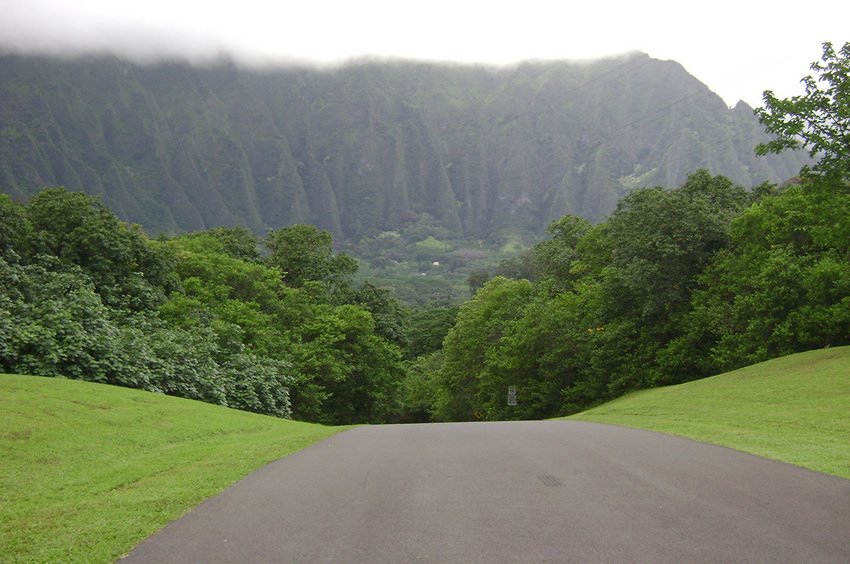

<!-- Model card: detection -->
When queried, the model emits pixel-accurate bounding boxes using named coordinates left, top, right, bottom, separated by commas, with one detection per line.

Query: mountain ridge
left=0, top=52, right=808, bottom=242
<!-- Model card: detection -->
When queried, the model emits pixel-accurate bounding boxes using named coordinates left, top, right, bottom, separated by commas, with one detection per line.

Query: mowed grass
left=0, top=374, right=347, bottom=563
left=568, top=346, right=850, bottom=479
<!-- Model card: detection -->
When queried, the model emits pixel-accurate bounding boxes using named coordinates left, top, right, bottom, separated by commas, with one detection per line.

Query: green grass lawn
left=568, top=346, right=850, bottom=480
left=0, top=374, right=346, bottom=563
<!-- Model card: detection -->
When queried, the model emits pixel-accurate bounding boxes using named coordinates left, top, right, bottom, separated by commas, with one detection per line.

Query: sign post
left=507, top=385, right=517, bottom=407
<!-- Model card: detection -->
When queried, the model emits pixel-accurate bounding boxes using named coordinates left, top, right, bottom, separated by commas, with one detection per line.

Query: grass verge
left=0, top=374, right=346, bottom=563
left=568, top=346, right=850, bottom=480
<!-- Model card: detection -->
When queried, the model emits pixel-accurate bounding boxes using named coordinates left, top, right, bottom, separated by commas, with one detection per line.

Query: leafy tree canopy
left=534, top=215, right=591, bottom=290
left=756, top=42, right=850, bottom=181
left=602, top=171, right=747, bottom=324
left=184, top=226, right=261, bottom=262
left=266, top=224, right=358, bottom=294
left=25, top=188, right=176, bottom=311
left=0, top=194, right=30, bottom=260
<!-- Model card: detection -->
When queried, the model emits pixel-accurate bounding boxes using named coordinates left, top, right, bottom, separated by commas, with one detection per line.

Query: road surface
left=123, top=421, right=850, bottom=563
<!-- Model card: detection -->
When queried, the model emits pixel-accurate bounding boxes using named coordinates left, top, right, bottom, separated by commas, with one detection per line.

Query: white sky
left=1, top=0, right=848, bottom=107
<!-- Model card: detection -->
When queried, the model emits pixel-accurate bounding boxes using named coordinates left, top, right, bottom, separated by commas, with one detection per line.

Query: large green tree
left=674, top=179, right=850, bottom=372
left=0, top=194, right=30, bottom=260
left=602, top=171, right=747, bottom=328
left=437, top=277, right=534, bottom=421
left=533, top=215, right=591, bottom=291
left=290, top=304, right=404, bottom=425
left=25, top=188, right=175, bottom=311
left=159, top=233, right=301, bottom=416
left=756, top=42, right=850, bottom=181
left=265, top=224, right=357, bottom=293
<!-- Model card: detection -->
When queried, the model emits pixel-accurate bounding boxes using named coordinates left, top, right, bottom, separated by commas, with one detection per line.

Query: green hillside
left=0, top=374, right=345, bottom=563
left=569, top=347, right=850, bottom=479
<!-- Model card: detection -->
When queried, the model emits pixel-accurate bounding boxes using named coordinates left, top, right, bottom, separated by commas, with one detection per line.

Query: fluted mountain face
left=0, top=53, right=807, bottom=241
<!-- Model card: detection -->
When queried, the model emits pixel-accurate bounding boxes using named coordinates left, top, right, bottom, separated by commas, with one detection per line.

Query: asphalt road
left=123, top=421, right=850, bottom=563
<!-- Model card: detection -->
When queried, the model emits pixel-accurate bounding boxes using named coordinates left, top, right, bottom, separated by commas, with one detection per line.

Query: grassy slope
left=0, top=374, right=346, bottom=563
left=569, top=346, right=850, bottom=480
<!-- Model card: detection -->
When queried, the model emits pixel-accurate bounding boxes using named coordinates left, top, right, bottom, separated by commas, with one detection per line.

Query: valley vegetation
left=1, top=43, right=848, bottom=424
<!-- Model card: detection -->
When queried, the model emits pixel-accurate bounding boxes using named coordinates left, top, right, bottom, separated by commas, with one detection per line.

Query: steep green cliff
left=0, top=53, right=807, bottom=241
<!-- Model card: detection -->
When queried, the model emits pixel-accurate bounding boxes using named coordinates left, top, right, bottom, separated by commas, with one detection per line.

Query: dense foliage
left=421, top=171, right=850, bottom=420
left=0, top=193, right=411, bottom=423
left=4, top=176, right=848, bottom=423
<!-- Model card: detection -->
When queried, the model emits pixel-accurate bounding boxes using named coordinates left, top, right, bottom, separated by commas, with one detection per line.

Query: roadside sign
left=507, top=385, right=517, bottom=406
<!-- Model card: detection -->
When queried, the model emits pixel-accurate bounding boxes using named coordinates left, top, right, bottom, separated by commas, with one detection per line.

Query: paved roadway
left=123, top=421, right=850, bottom=563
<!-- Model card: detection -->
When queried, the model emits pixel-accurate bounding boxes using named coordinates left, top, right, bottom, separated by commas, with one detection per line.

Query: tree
left=220, top=353, right=292, bottom=418
left=0, top=257, right=121, bottom=383
left=603, top=172, right=746, bottom=325
left=406, top=305, right=458, bottom=359
left=534, top=215, right=591, bottom=290
left=756, top=42, right=850, bottom=181
left=487, top=289, right=597, bottom=419
left=578, top=171, right=747, bottom=390
left=466, top=269, right=492, bottom=295
left=437, top=277, right=534, bottom=421
left=290, top=304, right=404, bottom=424
left=396, top=351, right=444, bottom=423
left=186, top=226, right=261, bottom=262
left=265, top=224, right=357, bottom=294
left=25, top=188, right=175, bottom=311
left=0, top=194, right=30, bottom=260
left=674, top=180, right=850, bottom=373
left=166, top=234, right=286, bottom=317
left=347, top=282, right=409, bottom=349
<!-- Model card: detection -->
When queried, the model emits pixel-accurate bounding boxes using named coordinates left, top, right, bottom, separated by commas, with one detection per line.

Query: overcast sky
left=1, top=0, right=847, bottom=107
